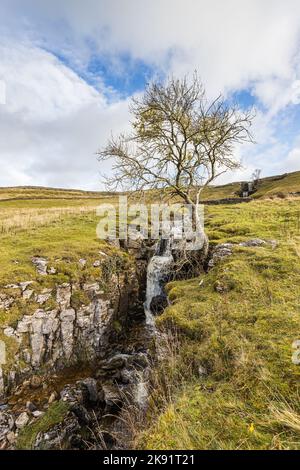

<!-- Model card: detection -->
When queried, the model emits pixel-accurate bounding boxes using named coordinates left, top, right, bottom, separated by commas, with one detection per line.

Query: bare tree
left=98, top=74, right=254, bottom=255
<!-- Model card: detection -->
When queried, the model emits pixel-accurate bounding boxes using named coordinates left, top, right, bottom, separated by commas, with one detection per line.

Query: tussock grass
left=0, top=205, right=97, bottom=234
left=138, top=198, right=300, bottom=450
left=0, top=186, right=109, bottom=201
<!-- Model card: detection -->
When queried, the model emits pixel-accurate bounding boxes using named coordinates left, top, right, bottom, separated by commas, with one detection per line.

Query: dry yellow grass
left=269, top=403, right=300, bottom=434
left=0, top=205, right=98, bottom=234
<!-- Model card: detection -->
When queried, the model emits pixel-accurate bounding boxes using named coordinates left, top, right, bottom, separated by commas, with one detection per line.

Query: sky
left=0, top=0, right=300, bottom=190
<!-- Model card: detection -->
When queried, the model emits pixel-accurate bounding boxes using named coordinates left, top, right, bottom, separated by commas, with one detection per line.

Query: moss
left=0, top=332, right=19, bottom=371
left=71, top=290, right=90, bottom=309
left=113, top=320, right=123, bottom=333
left=139, top=198, right=300, bottom=450
left=16, top=401, right=70, bottom=450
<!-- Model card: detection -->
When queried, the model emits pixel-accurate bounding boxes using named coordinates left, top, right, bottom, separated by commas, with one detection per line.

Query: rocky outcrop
left=0, top=338, right=152, bottom=449
left=0, top=285, right=114, bottom=394
left=0, top=253, right=142, bottom=398
left=0, top=239, right=172, bottom=450
left=207, top=239, right=278, bottom=269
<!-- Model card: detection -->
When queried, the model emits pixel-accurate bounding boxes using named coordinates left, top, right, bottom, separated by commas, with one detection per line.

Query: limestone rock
left=102, top=384, right=122, bottom=412
left=3, top=327, right=15, bottom=338
left=80, top=378, right=98, bottom=403
left=0, top=367, right=4, bottom=397
left=32, top=410, right=44, bottom=418
left=36, top=289, right=52, bottom=304
left=23, top=289, right=34, bottom=300
left=83, top=282, right=101, bottom=294
left=32, top=257, right=48, bottom=275
left=15, top=412, right=29, bottom=429
left=56, top=284, right=71, bottom=309
left=4, top=284, right=19, bottom=290
left=6, top=431, right=15, bottom=445
left=60, top=309, right=76, bottom=360
left=208, top=243, right=233, bottom=269
left=239, top=238, right=266, bottom=247
left=19, top=281, right=34, bottom=292
left=0, top=294, right=14, bottom=310
left=0, top=410, right=14, bottom=443
left=48, top=392, right=57, bottom=404
left=16, top=316, right=32, bottom=334
left=198, top=365, right=208, bottom=377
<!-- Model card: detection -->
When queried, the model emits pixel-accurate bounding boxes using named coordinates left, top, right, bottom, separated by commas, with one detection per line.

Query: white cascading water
left=144, top=238, right=174, bottom=325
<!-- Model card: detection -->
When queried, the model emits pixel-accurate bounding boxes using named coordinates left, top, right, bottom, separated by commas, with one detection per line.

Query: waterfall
left=144, top=238, right=173, bottom=325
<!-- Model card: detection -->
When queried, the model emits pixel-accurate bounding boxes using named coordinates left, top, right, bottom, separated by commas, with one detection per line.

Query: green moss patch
left=140, top=198, right=300, bottom=450
left=16, top=401, right=70, bottom=450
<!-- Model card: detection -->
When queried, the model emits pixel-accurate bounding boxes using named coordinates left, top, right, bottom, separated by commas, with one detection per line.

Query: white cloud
left=35, top=0, right=300, bottom=96
left=0, top=43, right=131, bottom=189
left=1, top=0, right=300, bottom=188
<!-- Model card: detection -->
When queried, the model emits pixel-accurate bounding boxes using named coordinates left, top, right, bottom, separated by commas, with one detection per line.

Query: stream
left=0, top=237, right=177, bottom=450
left=144, top=238, right=174, bottom=325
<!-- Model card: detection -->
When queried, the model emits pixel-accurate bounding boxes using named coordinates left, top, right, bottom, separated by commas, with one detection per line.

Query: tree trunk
left=191, top=202, right=209, bottom=262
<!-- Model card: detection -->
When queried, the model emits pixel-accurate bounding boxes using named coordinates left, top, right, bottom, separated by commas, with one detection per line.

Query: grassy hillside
left=138, top=197, right=300, bottom=450
left=0, top=186, right=109, bottom=201
left=253, top=171, right=300, bottom=198
left=1, top=173, right=300, bottom=450
left=202, top=170, right=300, bottom=200
left=1, top=170, right=300, bottom=204
left=0, top=190, right=128, bottom=363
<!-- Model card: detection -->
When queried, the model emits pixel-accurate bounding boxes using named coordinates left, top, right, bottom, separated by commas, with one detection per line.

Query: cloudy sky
left=0, top=0, right=300, bottom=190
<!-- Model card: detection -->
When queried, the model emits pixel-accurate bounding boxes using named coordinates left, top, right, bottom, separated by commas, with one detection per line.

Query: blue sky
left=0, top=0, right=300, bottom=189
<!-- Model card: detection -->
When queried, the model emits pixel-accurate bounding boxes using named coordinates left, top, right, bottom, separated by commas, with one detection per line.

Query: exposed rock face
left=4, top=343, right=152, bottom=451
left=149, top=295, right=168, bottom=315
left=15, top=412, right=29, bottom=429
left=0, top=410, right=15, bottom=448
left=0, top=260, right=140, bottom=398
left=31, top=257, right=48, bottom=276
left=0, top=368, right=4, bottom=397
left=0, top=287, right=119, bottom=396
left=0, top=244, right=154, bottom=449
left=208, top=243, right=233, bottom=269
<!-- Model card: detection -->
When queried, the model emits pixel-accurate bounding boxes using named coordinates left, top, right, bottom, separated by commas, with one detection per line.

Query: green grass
left=0, top=212, right=116, bottom=286
left=0, top=186, right=111, bottom=201
left=200, top=170, right=300, bottom=200
left=253, top=171, right=300, bottom=199
left=139, top=198, right=300, bottom=450
left=144, top=171, right=300, bottom=202
left=1, top=174, right=300, bottom=450
left=0, top=200, right=133, bottom=369
left=2, top=170, right=300, bottom=204
left=16, top=401, right=70, bottom=450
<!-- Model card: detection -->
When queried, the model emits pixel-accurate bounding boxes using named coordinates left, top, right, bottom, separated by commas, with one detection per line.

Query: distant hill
left=0, top=186, right=111, bottom=201
left=1, top=170, right=299, bottom=201
left=201, top=170, right=300, bottom=200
